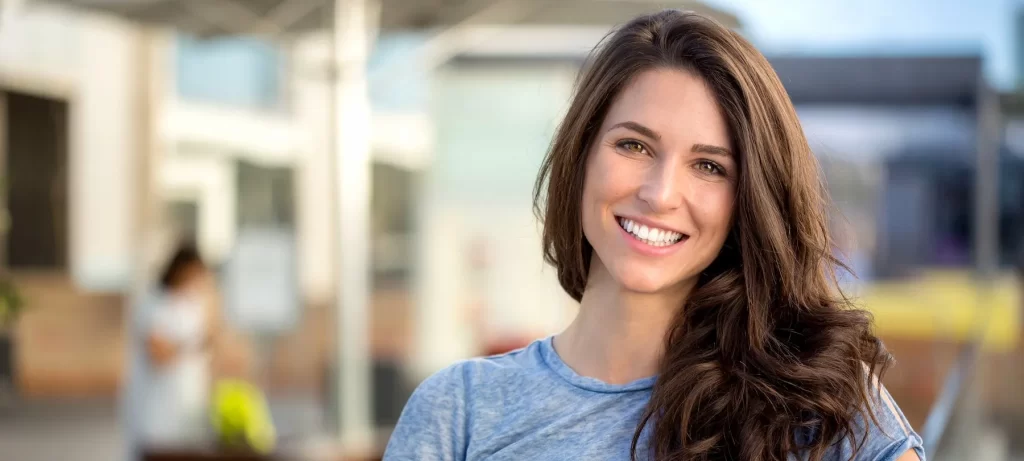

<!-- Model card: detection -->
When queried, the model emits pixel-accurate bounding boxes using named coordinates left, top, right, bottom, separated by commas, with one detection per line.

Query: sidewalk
left=0, top=395, right=346, bottom=461
left=0, top=399, right=123, bottom=461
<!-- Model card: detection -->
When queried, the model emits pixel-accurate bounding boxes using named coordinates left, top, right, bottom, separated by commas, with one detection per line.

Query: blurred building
left=0, top=0, right=741, bottom=432
left=0, top=1, right=426, bottom=398
left=0, top=4, right=142, bottom=396
left=771, top=55, right=1023, bottom=280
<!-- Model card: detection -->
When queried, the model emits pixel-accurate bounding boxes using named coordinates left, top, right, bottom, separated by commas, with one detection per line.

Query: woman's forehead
left=600, top=69, right=732, bottom=151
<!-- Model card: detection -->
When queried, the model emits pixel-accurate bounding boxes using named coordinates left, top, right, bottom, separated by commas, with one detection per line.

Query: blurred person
left=131, top=242, right=218, bottom=452
left=385, top=10, right=924, bottom=461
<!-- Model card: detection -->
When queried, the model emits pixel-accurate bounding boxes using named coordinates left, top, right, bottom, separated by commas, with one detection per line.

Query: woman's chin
left=613, top=270, right=678, bottom=295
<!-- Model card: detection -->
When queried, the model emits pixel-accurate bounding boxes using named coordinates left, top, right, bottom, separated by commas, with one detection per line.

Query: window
left=371, top=162, right=415, bottom=282
left=236, top=160, right=294, bottom=229
left=877, top=151, right=1024, bottom=277
left=175, top=34, right=284, bottom=110
left=166, top=200, right=199, bottom=245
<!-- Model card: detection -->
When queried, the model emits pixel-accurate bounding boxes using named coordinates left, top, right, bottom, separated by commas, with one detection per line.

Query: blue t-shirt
left=384, top=336, right=925, bottom=461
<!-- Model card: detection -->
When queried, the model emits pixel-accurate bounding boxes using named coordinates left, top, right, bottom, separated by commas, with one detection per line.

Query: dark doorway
left=3, top=91, right=69, bottom=270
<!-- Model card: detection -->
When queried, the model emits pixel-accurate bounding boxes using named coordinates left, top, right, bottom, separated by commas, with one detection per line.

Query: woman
left=134, top=243, right=218, bottom=450
left=385, top=10, right=924, bottom=461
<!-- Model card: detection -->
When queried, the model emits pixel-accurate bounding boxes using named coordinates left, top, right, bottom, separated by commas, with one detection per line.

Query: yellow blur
left=858, top=270, right=1021, bottom=350
left=211, top=379, right=277, bottom=454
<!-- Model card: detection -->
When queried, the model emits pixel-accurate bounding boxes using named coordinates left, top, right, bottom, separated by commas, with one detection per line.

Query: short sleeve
left=826, top=383, right=926, bottom=461
left=135, top=292, right=170, bottom=352
left=383, top=363, right=471, bottom=461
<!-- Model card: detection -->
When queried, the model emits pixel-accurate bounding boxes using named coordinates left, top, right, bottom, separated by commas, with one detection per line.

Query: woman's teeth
left=618, top=217, right=684, bottom=247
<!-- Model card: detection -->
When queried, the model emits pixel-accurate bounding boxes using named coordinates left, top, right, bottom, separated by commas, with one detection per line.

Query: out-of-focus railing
left=920, top=334, right=986, bottom=456
left=920, top=283, right=999, bottom=460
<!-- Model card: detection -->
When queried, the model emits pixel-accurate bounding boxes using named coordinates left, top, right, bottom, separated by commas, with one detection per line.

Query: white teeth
left=618, top=217, right=684, bottom=246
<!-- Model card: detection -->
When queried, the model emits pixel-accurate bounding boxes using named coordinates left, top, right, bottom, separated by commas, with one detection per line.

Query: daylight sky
left=703, top=0, right=1019, bottom=88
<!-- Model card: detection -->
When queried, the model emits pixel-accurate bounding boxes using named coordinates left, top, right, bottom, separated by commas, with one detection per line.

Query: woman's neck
left=553, top=263, right=694, bottom=385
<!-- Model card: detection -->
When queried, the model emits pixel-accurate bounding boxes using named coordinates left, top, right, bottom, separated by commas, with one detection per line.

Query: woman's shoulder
left=412, top=338, right=549, bottom=397
left=385, top=339, right=550, bottom=460
left=822, top=383, right=926, bottom=461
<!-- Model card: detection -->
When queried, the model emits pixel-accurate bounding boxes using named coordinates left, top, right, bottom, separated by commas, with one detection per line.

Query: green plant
left=0, top=278, right=23, bottom=329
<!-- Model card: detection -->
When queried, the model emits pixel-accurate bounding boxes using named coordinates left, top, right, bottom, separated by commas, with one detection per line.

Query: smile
left=616, top=217, right=686, bottom=247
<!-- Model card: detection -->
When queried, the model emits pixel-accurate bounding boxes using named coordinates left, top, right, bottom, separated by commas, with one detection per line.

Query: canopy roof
left=39, top=0, right=738, bottom=36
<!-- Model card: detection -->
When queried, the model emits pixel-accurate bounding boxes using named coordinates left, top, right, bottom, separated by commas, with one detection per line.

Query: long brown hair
left=533, top=10, right=891, bottom=461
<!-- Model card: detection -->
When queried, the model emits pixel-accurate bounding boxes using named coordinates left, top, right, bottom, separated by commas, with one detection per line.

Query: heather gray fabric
left=384, top=336, right=925, bottom=461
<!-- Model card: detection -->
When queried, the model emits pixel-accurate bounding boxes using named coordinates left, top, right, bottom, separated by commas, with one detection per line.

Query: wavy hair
left=532, top=10, right=891, bottom=461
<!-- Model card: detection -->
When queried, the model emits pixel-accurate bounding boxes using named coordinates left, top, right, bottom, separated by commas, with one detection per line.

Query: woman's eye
left=617, top=140, right=647, bottom=155
left=696, top=160, right=724, bottom=175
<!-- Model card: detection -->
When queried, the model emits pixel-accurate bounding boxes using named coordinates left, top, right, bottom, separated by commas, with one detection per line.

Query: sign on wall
left=223, top=227, right=300, bottom=334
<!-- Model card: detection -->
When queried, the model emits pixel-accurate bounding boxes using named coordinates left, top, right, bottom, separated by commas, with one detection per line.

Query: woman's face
left=581, top=68, right=737, bottom=295
left=173, top=263, right=211, bottom=297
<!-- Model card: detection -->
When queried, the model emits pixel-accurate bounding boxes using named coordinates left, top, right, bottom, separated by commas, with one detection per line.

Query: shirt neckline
left=537, top=336, right=657, bottom=394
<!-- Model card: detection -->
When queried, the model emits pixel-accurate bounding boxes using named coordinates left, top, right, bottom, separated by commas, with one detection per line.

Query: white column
left=333, top=0, right=378, bottom=454
left=293, top=34, right=336, bottom=306
left=71, top=14, right=140, bottom=290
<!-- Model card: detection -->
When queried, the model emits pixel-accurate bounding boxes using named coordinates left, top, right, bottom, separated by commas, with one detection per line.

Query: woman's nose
left=637, top=160, right=685, bottom=212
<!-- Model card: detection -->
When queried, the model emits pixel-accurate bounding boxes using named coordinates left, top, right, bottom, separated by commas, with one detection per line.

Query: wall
left=0, top=5, right=140, bottom=292
left=71, top=13, right=140, bottom=291
left=0, top=5, right=144, bottom=396
left=797, top=105, right=976, bottom=160
left=412, top=61, right=579, bottom=377
left=0, top=4, right=79, bottom=96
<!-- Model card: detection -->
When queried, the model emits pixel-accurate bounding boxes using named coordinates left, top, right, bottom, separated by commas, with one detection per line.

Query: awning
left=36, top=0, right=738, bottom=37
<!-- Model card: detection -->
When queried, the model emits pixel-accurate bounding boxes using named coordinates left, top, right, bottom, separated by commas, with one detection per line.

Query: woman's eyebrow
left=607, top=121, right=660, bottom=141
left=692, top=143, right=733, bottom=158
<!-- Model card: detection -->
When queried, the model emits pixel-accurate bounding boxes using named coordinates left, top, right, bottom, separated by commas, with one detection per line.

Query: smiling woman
left=580, top=69, right=737, bottom=298
left=384, top=9, right=925, bottom=461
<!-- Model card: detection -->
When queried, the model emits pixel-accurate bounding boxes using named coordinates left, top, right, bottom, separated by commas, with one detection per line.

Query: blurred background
left=0, top=0, right=1020, bottom=460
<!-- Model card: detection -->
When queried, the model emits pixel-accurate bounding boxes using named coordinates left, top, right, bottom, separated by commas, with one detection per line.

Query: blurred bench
left=142, top=446, right=383, bottom=461
left=143, top=450, right=274, bottom=461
